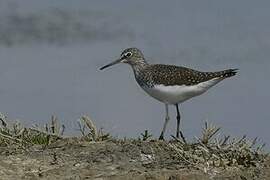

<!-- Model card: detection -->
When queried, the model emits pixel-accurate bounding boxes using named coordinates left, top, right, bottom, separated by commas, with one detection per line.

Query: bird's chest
left=134, top=71, right=154, bottom=88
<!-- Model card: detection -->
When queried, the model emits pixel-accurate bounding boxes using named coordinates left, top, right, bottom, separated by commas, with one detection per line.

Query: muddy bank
left=0, top=138, right=268, bottom=180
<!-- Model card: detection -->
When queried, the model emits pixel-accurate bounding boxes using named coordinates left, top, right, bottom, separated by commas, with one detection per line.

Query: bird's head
left=100, top=48, right=145, bottom=70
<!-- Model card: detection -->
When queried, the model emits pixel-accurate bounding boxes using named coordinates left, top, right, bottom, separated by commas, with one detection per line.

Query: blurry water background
left=0, top=0, right=269, bottom=146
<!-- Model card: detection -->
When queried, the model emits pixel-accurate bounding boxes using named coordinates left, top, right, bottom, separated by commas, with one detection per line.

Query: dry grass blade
left=220, top=135, right=230, bottom=147
left=0, top=113, right=7, bottom=127
left=77, top=116, right=110, bottom=142
left=60, top=125, right=65, bottom=136
left=77, top=119, right=86, bottom=136
left=0, top=131, right=23, bottom=142
left=51, top=115, right=59, bottom=135
left=201, top=121, right=220, bottom=145
left=168, top=143, right=196, bottom=166
left=0, top=113, right=266, bottom=174
left=169, top=121, right=267, bottom=171
left=80, top=115, right=98, bottom=140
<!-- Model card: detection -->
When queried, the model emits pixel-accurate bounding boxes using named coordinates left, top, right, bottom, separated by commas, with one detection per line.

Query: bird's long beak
left=100, top=58, right=123, bottom=70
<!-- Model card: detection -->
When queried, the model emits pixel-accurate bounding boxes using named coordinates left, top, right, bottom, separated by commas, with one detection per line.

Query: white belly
left=141, top=78, right=222, bottom=104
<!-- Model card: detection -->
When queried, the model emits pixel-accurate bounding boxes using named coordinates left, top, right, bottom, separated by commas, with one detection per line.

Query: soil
left=0, top=138, right=269, bottom=180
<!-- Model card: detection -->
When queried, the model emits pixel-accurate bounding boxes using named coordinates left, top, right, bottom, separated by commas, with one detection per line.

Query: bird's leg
left=159, top=104, right=169, bottom=140
left=175, top=104, right=181, bottom=138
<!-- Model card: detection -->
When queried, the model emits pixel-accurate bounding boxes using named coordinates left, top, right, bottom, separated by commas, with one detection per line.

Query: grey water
left=0, top=0, right=269, bottom=146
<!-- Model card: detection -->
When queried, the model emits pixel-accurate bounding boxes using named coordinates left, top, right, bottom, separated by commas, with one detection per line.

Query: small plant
left=0, top=113, right=25, bottom=146
left=200, top=121, right=220, bottom=145
left=77, top=115, right=110, bottom=141
left=29, top=115, right=65, bottom=146
left=0, top=113, right=64, bottom=148
left=32, top=115, right=65, bottom=137
left=140, top=130, right=152, bottom=141
left=168, top=121, right=267, bottom=175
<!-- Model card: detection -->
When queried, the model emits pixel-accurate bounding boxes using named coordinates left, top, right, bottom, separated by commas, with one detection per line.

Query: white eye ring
left=125, top=52, right=132, bottom=57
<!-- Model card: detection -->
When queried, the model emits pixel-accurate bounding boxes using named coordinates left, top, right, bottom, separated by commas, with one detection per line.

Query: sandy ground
left=0, top=138, right=269, bottom=180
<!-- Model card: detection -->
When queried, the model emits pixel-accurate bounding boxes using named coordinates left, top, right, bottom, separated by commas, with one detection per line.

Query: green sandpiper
left=100, top=48, right=238, bottom=140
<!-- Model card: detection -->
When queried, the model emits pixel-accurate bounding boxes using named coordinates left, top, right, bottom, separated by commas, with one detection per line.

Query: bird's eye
left=125, top=52, right=132, bottom=57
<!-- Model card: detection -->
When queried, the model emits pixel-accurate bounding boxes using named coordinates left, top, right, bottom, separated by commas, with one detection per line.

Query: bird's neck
left=130, top=60, right=149, bottom=76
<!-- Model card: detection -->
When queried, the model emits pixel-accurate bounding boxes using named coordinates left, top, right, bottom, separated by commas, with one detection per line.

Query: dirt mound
left=0, top=138, right=269, bottom=180
left=0, top=115, right=268, bottom=179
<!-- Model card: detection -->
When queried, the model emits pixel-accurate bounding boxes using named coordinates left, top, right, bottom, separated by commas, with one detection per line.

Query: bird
left=100, top=48, right=237, bottom=140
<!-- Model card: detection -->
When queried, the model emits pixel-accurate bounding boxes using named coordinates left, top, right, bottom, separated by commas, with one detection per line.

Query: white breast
left=141, top=78, right=222, bottom=104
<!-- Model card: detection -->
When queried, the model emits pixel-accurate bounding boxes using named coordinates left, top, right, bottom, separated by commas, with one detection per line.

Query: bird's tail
left=216, top=69, right=238, bottom=78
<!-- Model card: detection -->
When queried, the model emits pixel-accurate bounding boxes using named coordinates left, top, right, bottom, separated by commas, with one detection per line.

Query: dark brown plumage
left=139, top=64, right=238, bottom=86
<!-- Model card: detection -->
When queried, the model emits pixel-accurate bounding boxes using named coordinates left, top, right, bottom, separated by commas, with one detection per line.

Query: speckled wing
left=148, top=64, right=237, bottom=86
